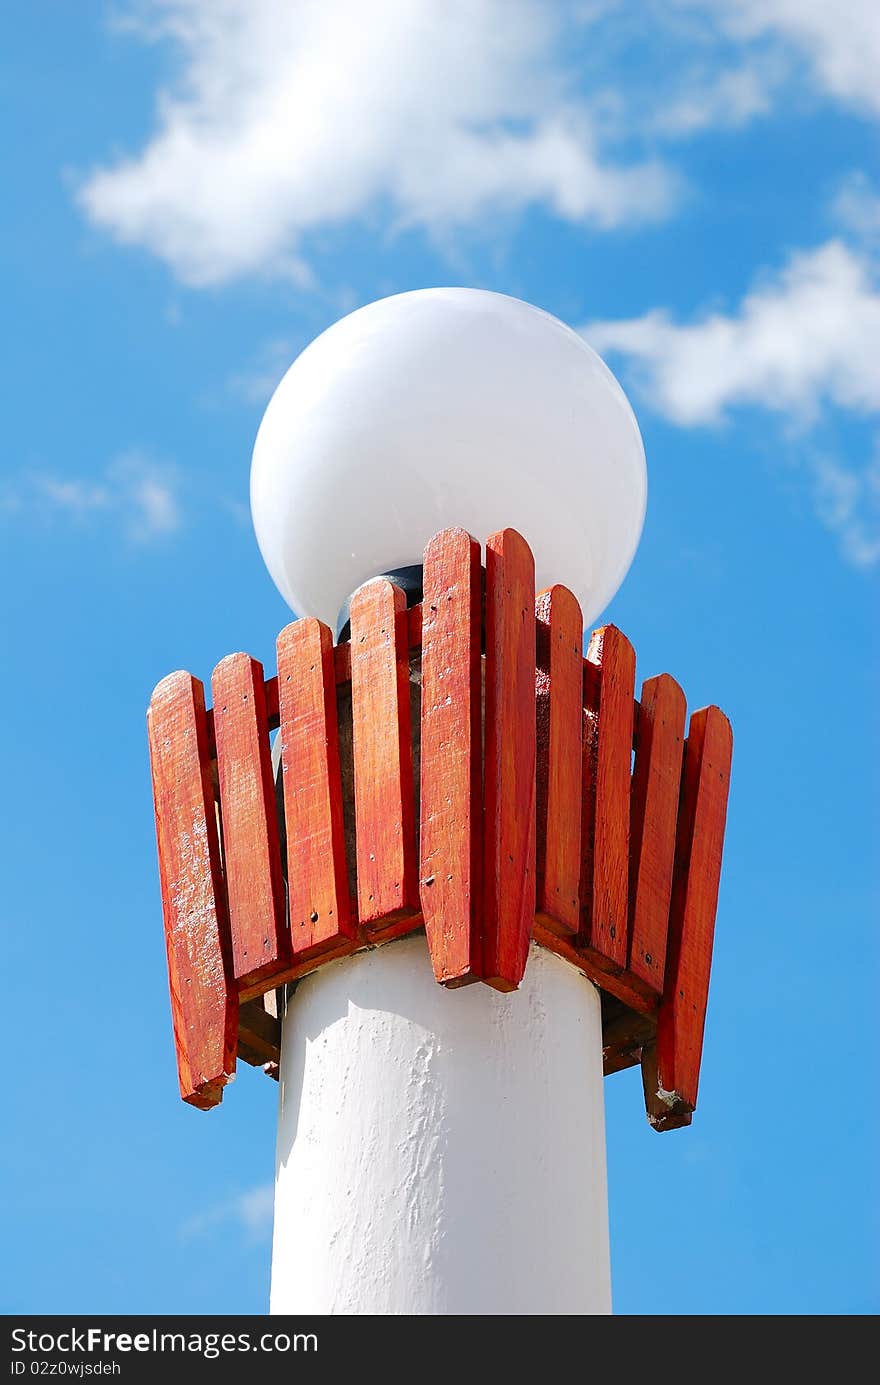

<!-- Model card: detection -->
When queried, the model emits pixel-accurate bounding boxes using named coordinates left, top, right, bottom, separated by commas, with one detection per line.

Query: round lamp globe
left=250, top=287, right=646, bottom=628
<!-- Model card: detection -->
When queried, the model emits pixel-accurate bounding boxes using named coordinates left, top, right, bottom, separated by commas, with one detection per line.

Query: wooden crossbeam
left=237, top=994, right=282, bottom=1069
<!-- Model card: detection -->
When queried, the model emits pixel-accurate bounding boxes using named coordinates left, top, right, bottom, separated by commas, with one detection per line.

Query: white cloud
left=77, top=0, right=677, bottom=286
left=713, top=0, right=880, bottom=116
left=811, top=449, right=880, bottom=569
left=833, top=172, right=880, bottom=247
left=181, top=1182, right=274, bottom=1240
left=130, top=473, right=179, bottom=538
left=583, top=237, right=880, bottom=567
left=651, top=60, right=777, bottom=137
left=584, top=240, right=880, bottom=426
left=12, top=452, right=181, bottom=542
left=228, top=337, right=300, bottom=405
left=75, top=3, right=880, bottom=288
left=36, top=478, right=112, bottom=514
left=615, top=1, right=880, bottom=141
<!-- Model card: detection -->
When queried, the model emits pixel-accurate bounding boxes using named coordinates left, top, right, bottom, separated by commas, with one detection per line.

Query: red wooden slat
left=350, top=579, right=420, bottom=938
left=420, top=528, right=483, bottom=985
left=578, top=625, right=635, bottom=976
left=533, top=923, right=657, bottom=1016
left=535, top=585, right=583, bottom=938
left=643, top=705, right=733, bottom=1129
left=333, top=604, right=423, bottom=688
left=626, top=673, right=686, bottom=1000
left=211, top=653, right=289, bottom=999
left=207, top=607, right=425, bottom=755
left=147, top=672, right=237, bottom=1110
left=277, top=618, right=357, bottom=962
left=483, top=528, right=536, bottom=992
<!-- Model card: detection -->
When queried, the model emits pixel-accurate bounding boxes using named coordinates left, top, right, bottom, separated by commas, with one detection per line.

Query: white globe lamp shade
left=250, top=288, right=646, bottom=629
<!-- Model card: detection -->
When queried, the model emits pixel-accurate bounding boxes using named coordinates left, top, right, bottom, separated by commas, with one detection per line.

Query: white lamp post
left=250, top=288, right=647, bottom=1316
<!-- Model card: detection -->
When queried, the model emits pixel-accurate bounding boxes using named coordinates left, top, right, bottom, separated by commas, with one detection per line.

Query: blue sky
left=2, top=1, right=878, bottom=1315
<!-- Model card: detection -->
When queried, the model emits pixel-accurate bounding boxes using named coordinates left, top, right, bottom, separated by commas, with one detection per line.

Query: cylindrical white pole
left=270, top=936, right=611, bottom=1315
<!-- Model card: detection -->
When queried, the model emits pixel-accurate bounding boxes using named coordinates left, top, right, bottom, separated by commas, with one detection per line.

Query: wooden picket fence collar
left=147, top=526, right=732, bottom=1131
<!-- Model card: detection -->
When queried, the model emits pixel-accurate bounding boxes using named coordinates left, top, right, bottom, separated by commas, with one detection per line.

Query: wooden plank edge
left=236, top=923, right=430, bottom=998
left=532, top=924, right=658, bottom=1017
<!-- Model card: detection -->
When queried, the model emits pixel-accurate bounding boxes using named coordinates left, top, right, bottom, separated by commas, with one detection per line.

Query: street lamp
left=147, top=288, right=732, bottom=1317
